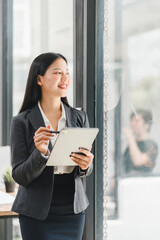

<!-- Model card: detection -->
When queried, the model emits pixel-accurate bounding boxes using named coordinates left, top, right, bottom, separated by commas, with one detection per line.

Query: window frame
left=0, top=0, right=13, bottom=146
left=74, top=0, right=104, bottom=239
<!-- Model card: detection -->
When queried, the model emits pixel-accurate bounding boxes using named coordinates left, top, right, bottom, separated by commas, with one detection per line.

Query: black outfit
left=10, top=103, right=93, bottom=240
left=49, top=171, right=75, bottom=215
left=19, top=171, right=85, bottom=240
left=123, top=139, right=158, bottom=175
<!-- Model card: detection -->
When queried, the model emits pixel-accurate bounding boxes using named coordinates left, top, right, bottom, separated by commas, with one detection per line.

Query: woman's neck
left=40, top=97, right=62, bottom=114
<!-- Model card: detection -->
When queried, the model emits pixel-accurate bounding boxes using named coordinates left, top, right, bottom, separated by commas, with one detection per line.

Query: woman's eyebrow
left=52, top=67, right=69, bottom=71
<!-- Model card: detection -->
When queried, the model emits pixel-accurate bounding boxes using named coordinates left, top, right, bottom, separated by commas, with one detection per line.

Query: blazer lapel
left=63, top=104, right=77, bottom=127
left=28, top=103, right=78, bottom=129
left=28, top=104, right=52, bottom=151
left=28, top=104, right=45, bottom=130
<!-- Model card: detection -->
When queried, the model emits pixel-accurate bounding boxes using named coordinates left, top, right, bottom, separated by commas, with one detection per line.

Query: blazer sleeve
left=77, top=111, right=93, bottom=178
left=11, top=116, right=48, bottom=187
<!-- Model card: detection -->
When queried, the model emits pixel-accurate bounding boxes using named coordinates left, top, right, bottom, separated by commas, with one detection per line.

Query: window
left=106, top=0, right=160, bottom=239
left=13, top=0, right=73, bottom=115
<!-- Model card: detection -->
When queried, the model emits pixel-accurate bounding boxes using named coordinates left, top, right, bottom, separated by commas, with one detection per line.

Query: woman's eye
left=54, top=72, right=61, bottom=75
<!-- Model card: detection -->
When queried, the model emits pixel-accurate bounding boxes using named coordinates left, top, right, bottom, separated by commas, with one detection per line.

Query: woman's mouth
left=58, top=84, right=68, bottom=89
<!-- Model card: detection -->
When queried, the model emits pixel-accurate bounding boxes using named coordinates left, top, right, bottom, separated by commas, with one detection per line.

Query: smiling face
left=37, top=58, right=71, bottom=98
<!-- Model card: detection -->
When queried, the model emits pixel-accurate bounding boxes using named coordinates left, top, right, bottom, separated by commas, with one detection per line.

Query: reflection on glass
left=106, top=0, right=160, bottom=239
left=122, top=109, right=158, bottom=176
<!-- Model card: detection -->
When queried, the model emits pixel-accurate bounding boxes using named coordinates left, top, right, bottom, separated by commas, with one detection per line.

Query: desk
left=0, top=203, right=18, bottom=217
left=0, top=191, right=17, bottom=217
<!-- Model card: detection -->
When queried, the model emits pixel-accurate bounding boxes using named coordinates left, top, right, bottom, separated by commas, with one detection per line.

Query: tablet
left=46, top=128, right=99, bottom=166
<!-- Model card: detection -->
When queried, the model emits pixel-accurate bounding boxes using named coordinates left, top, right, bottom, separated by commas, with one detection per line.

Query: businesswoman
left=11, top=52, right=94, bottom=240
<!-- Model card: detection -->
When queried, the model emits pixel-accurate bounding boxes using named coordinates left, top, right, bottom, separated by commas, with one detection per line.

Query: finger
left=70, top=155, right=91, bottom=165
left=71, top=153, right=89, bottom=162
left=34, top=131, right=54, bottom=140
left=78, top=148, right=92, bottom=157
left=71, top=158, right=87, bottom=169
left=46, top=124, right=51, bottom=129
left=34, top=131, right=54, bottom=138
left=35, top=140, right=49, bottom=146
left=34, top=135, right=52, bottom=142
left=89, top=146, right=92, bottom=151
left=36, top=126, right=52, bottom=134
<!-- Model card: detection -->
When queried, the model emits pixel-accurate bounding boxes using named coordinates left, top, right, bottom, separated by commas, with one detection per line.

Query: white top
left=38, top=101, right=75, bottom=174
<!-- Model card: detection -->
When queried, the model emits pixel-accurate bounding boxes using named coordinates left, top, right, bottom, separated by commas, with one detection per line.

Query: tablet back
left=46, top=128, right=99, bottom=166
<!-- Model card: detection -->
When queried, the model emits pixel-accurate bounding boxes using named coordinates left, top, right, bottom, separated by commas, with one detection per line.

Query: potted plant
left=3, top=166, right=15, bottom=192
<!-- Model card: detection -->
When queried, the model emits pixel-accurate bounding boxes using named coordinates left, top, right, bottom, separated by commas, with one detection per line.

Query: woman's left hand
left=70, top=147, right=94, bottom=170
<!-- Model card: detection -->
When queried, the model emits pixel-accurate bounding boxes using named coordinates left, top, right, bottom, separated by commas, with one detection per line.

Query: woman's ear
left=37, top=75, right=42, bottom=86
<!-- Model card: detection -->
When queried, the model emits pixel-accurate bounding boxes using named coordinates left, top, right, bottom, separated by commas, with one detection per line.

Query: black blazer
left=11, top=103, right=93, bottom=220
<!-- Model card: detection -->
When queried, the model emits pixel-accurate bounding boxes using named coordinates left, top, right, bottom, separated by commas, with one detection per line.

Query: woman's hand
left=33, top=125, right=54, bottom=155
left=70, top=147, right=94, bottom=170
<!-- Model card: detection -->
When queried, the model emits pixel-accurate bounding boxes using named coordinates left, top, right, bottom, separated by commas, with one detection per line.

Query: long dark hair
left=19, top=52, right=70, bottom=113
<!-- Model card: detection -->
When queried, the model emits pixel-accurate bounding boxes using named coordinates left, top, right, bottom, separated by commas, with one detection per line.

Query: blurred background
left=13, top=0, right=73, bottom=115
left=106, top=1, right=160, bottom=240
left=0, top=0, right=160, bottom=240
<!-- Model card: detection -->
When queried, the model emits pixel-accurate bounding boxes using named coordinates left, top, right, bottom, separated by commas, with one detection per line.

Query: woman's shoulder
left=72, top=106, right=86, bottom=116
left=66, top=105, right=87, bottom=120
left=64, top=104, right=89, bottom=127
left=11, top=106, right=35, bottom=126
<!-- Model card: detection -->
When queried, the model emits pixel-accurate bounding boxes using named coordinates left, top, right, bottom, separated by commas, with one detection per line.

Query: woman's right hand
left=33, top=125, right=54, bottom=155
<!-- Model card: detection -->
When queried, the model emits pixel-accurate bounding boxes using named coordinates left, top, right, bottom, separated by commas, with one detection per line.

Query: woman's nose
left=61, top=73, right=68, bottom=81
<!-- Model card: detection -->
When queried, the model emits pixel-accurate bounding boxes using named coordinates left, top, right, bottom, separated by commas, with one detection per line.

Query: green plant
left=3, top=166, right=14, bottom=182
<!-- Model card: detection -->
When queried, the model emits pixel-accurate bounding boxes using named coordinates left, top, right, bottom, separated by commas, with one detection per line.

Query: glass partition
left=105, top=0, right=160, bottom=239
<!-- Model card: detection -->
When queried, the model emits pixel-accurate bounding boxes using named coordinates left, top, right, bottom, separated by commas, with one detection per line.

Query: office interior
left=0, top=0, right=160, bottom=240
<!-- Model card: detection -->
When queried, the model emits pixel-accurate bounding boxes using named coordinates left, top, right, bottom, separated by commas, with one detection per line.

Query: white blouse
left=38, top=101, right=75, bottom=174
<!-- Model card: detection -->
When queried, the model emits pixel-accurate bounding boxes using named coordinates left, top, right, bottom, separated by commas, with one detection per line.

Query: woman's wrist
left=40, top=149, right=50, bottom=157
left=79, top=167, right=88, bottom=172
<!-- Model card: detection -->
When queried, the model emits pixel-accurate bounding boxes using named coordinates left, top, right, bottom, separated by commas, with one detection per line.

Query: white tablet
left=46, top=128, right=99, bottom=166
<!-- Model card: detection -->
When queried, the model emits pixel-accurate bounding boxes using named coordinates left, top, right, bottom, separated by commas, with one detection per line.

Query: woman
left=11, top=52, right=94, bottom=240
